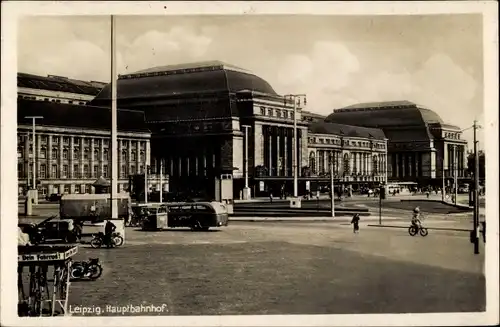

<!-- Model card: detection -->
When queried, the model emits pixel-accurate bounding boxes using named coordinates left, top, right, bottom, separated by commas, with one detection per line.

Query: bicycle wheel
left=408, top=226, right=417, bottom=236
left=419, top=227, right=429, bottom=237
left=113, top=235, right=124, bottom=247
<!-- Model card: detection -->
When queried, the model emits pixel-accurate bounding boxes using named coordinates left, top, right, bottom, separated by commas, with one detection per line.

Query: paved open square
left=66, top=221, right=485, bottom=316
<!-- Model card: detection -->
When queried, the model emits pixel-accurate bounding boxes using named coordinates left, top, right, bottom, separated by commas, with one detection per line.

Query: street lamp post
left=453, top=145, right=458, bottom=204
left=284, top=94, right=307, bottom=201
left=329, top=153, right=335, bottom=218
left=473, top=120, right=480, bottom=254
left=110, top=15, right=118, bottom=219
left=25, top=116, right=43, bottom=204
left=241, top=125, right=251, bottom=200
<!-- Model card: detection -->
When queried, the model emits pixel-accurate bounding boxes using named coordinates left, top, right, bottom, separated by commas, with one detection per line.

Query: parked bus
left=141, top=202, right=229, bottom=231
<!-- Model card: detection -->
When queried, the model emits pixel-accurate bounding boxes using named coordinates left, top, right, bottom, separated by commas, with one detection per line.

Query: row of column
left=393, top=152, right=421, bottom=178
left=312, top=151, right=386, bottom=176
left=20, top=132, right=149, bottom=181
left=263, top=126, right=301, bottom=177
left=446, top=144, right=465, bottom=177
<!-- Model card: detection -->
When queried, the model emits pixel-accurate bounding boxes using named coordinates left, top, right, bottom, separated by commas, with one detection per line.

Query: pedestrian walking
left=351, top=213, right=360, bottom=234
left=269, top=192, right=273, bottom=203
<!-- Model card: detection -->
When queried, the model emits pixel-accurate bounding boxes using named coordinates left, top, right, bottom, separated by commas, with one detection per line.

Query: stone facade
left=17, top=125, right=150, bottom=196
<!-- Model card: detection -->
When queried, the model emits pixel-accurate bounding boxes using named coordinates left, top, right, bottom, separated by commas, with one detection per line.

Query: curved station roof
left=325, top=101, right=456, bottom=143
left=92, top=60, right=278, bottom=102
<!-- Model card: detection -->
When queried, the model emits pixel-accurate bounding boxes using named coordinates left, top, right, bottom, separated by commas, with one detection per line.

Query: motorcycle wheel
left=408, top=226, right=418, bottom=236
left=70, top=264, right=83, bottom=279
left=419, top=228, right=429, bottom=237
left=113, top=235, right=124, bottom=247
left=90, top=237, right=102, bottom=249
left=88, top=264, right=103, bottom=280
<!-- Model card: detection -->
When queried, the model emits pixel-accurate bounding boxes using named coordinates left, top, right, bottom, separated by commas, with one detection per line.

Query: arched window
left=84, top=148, right=90, bottom=160
left=131, top=151, right=136, bottom=161
left=103, top=149, right=108, bottom=160
left=63, top=148, right=69, bottom=159
left=373, top=155, right=379, bottom=174
left=74, top=148, right=80, bottom=160
left=121, top=150, right=127, bottom=162
left=309, top=152, right=316, bottom=174
left=140, top=151, right=145, bottom=162
left=94, top=149, right=99, bottom=159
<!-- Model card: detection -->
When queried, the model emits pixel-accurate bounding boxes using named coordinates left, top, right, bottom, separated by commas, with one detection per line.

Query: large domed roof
left=91, top=60, right=278, bottom=103
left=325, top=101, right=444, bottom=127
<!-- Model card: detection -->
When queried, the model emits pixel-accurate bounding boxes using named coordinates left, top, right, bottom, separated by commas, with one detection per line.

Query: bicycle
left=408, top=223, right=428, bottom=237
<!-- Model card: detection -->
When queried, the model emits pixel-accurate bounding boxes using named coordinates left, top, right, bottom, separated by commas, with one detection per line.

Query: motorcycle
left=408, top=224, right=428, bottom=237
left=70, top=258, right=103, bottom=280
left=90, top=232, right=124, bottom=248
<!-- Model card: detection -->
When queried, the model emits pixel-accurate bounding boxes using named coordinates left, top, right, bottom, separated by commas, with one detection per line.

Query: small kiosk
left=18, top=245, right=78, bottom=316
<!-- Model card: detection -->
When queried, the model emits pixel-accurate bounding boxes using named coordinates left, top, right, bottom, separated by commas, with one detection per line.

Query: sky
left=17, top=14, right=485, bottom=147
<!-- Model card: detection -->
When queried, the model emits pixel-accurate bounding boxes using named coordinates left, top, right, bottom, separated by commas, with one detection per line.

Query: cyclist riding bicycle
left=411, top=206, right=423, bottom=228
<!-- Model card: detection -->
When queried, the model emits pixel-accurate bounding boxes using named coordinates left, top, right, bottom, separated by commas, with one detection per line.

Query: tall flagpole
left=111, top=15, right=118, bottom=219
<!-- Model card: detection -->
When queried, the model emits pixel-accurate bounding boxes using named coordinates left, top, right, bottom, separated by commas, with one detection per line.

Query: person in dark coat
left=351, top=213, right=360, bottom=234
left=104, top=220, right=116, bottom=248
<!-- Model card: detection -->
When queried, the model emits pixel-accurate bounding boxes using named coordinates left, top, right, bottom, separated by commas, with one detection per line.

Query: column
left=128, top=140, right=133, bottom=175
left=276, top=128, right=281, bottom=176
left=136, top=140, right=141, bottom=172
left=70, top=136, right=74, bottom=179
left=80, top=137, right=85, bottom=179
left=24, top=134, right=29, bottom=182
left=100, top=138, right=104, bottom=177
left=283, top=129, right=288, bottom=176
left=268, top=127, right=273, bottom=175
left=48, top=135, right=53, bottom=179
left=36, top=135, right=42, bottom=181
left=59, top=135, right=64, bottom=177
left=146, top=140, right=151, bottom=167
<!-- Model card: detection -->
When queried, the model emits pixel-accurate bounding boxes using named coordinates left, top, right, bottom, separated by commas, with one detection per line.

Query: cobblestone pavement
left=64, top=222, right=485, bottom=316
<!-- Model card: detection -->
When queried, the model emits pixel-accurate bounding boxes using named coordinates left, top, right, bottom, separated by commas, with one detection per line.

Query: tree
left=467, top=150, right=485, bottom=179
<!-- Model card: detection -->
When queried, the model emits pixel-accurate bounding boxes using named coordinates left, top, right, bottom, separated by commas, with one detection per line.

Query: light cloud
left=17, top=15, right=484, bottom=147
left=118, top=26, right=213, bottom=74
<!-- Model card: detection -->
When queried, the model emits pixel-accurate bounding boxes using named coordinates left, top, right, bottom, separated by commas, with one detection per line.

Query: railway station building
left=325, top=101, right=468, bottom=188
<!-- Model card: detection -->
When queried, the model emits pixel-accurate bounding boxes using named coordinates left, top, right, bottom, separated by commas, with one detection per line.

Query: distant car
left=46, top=193, right=62, bottom=202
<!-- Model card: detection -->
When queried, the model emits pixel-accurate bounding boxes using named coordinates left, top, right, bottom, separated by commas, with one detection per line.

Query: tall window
left=120, top=165, right=127, bottom=178
left=103, top=165, right=108, bottom=177
left=94, top=149, right=99, bottom=160
left=63, top=165, right=68, bottom=178
left=131, top=151, right=136, bottom=161
left=121, top=150, right=127, bottom=162
left=84, top=149, right=89, bottom=160
left=309, top=152, right=316, bottom=174
left=343, top=153, right=350, bottom=174
left=74, top=148, right=80, bottom=160
left=63, top=137, right=69, bottom=145
left=39, top=164, right=46, bottom=179
left=40, top=148, right=46, bottom=159
left=73, top=164, right=79, bottom=178
left=52, top=148, right=58, bottom=160
left=93, top=165, right=98, bottom=178
left=103, top=149, right=109, bottom=160
left=18, top=163, right=23, bottom=178
left=131, top=165, right=136, bottom=174
left=51, top=164, right=58, bottom=178
left=373, top=156, right=378, bottom=174
left=63, top=149, right=69, bottom=160
left=140, top=151, right=145, bottom=162
left=83, top=164, right=89, bottom=178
